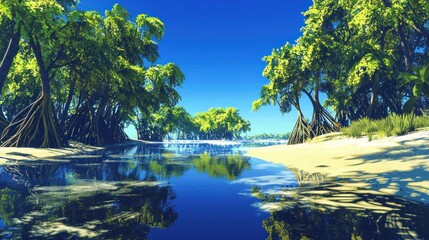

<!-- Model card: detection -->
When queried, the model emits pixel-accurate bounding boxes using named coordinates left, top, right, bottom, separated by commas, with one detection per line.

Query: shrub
left=394, top=114, right=415, bottom=135
left=342, top=113, right=429, bottom=138
left=414, top=115, right=429, bottom=129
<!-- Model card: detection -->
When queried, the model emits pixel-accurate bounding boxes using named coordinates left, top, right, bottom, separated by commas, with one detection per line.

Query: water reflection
left=250, top=169, right=429, bottom=240
left=0, top=143, right=252, bottom=238
left=1, top=143, right=429, bottom=239
left=162, top=143, right=243, bottom=155
left=193, top=153, right=251, bottom=180
left=0, top=163, right=177, bottom=238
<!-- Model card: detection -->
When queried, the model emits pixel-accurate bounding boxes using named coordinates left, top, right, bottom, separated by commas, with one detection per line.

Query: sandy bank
left=0, top=142, right=102, bottom=165
left=246, top=131, right=429, bottom=205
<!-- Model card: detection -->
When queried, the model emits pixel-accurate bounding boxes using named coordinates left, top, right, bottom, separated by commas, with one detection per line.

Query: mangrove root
left=288, top=113, right=313, bottom=145
left=310, top=103, right=340, bottom=138
left=1, top=93, right=68, bottom=148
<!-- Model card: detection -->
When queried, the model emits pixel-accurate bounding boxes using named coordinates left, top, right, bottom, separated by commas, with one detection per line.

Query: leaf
left=422, top=84, right=429, bottom=97
left=412, top=84, right=422, bottom=97
left=403, top=97, right=417, bottom=114
left=398, top=73, right=418, bottom=86
left=423, top=62, right=429, bottom=82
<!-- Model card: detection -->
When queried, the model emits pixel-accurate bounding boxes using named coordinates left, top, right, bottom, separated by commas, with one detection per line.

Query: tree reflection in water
left=251, top=170, right=429, bottom=240
left=192, top=153, right=251, bottom=180
left=0, top=143, right=252, bottom=238
left=0, top=158, right=178, bottom=238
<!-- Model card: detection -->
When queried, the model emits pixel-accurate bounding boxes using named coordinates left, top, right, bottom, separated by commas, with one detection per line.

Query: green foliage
left=257, top=0, right=429, bottom=138
left=192, top=153, right=251, bottom=180
left=341, top=118, right=377, bottom=138
left=0, top=188, right=24, bottom=225
left=136, top=106, right=193, bottom=141
left=243, top=133, right=290, bottom=140
left=0, top=1, right=185, bottom=147
left=378, top=118, right=394, bottom=137
left=391, top=114, right=415, bottom=136
left=253, top=43, right=303, bottom=114
left=399, top=62, right=429, bottom=113
left=136, top=106, right=250, bottom=141
left=341, top=114, right=429, bottom=138
left=193, top=107, right=251, bottom=140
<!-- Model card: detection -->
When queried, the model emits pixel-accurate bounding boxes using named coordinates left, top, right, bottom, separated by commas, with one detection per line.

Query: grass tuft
left=341, top=113, right=429, bottom=139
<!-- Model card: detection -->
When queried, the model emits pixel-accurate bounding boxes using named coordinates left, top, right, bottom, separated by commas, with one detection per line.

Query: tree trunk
left=0, top=25, right=21, bottom=133
left=1, top=38, right=67, bottom=148
left=397, top=20, right=413, bottom=69
left=60, top=75, right=76, bottom=128
left=303, top=88, right=339, bottom=139
left=366, top=79, right=379, bottom=119
left=287, top=97, right=313, bottom=145
left=0, top=26, right=21, bottom=92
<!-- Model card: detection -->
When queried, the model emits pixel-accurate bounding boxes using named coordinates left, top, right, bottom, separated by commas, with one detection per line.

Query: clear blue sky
left=78, top=0, right=313, bottom=136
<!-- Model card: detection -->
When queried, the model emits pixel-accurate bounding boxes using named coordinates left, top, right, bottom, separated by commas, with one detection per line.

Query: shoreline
left=245, top=130, right=429, bottom=205
left=0, top=139, right=243, bottom=165
left=0, top=142, right=103, bottom=164
left=2, top=133, right=428, bottom=205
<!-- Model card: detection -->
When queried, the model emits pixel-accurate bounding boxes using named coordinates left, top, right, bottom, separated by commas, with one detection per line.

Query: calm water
left=0, top=143, right=428, bottom=239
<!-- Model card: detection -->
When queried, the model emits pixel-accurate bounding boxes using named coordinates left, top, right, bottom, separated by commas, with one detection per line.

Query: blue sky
left=79, top=0, right=313, bottom=136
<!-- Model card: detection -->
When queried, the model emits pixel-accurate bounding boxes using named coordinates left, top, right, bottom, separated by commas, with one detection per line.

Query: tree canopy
left=193, top=107, right=251, bottom=140
left=254, top=0, right=429, bottom=144
left=0, top=2, right=185, bottom=147
left=137, top=106, right=251, bottom=141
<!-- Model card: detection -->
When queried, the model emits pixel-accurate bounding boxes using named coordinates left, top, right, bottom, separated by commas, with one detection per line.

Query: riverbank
left=0, top=139, right=243, bottom=165
left=246, top=130, right=429, bottom=205
left=0, top=142, right=103, bottom=165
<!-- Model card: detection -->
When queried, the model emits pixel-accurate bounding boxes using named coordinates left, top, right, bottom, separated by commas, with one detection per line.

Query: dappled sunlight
left=233, top=171, right=297, bottom=187
left=2, top=141, right=428, bottom=238
left=3, top=180, right=177, bottom=239
left=249, top=173, right=429, bottom=239
left=32, top=180, right=164, bottom=204
left=30, top=221, right=105, bottom=238
left=245, top=160, right=429, bottom=238
left=260, top=198, right=428, bottom=240
left=0, top=143, right=267, bottom=238
left=246, top=131, right=429, bottom=204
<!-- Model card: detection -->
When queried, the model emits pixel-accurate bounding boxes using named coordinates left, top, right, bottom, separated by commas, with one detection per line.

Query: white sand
left=246, top=131, right=429, bottom=204
left=0, top=142, right=102, bottom=164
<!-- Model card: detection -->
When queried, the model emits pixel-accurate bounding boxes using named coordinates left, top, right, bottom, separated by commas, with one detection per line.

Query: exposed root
left=310, top=103, right=340, bottom=138
left=0, top=110, right=9, bottom=135
left=1, top=93, right=68, bottom=148
left=66, top=104, right=100, bottom=146
left=66, top=104, right=128, bottom=146
left=99, top=108, right=128, bottom=145
left=288, top=113, right=313, bottom=145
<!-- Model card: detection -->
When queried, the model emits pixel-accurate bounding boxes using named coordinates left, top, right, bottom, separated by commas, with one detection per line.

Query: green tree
left=0, top=1, right=21, bottom=131
left=194, top=107, right=251, bottom=140
left=0, top=2, right=183, bottom=147
left=253, top=43, right=338, bottom=144
left=64, top=5, right=181, bottom=146
left=255, top=0, right=429, bottom=143
left=399, top=61, right=429, bottom=113
left=0, top=0, right=78, bottom=147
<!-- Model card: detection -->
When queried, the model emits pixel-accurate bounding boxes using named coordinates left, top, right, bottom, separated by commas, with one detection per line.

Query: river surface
left=0, top=143, right=428, bottom=239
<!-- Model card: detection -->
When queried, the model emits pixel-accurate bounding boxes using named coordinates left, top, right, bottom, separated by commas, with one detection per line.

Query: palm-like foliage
left=399, top=62, right=429, bottom=113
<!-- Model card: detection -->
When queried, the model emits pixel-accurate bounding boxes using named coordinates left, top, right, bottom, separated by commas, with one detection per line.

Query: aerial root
left=288, top=113, right=313, bottom=145
left=1, top=93, right=67, bottom=148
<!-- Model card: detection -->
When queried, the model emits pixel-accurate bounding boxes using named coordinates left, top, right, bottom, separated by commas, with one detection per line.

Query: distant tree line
left=243, top=133, right=290, bottom=141
left=138, top=107, right=251, bottom=141
left=253, top=0, right=429, bottom=144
